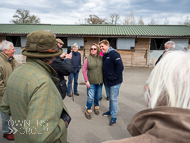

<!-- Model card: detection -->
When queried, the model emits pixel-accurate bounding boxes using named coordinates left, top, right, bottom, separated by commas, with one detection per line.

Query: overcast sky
left=0, top=0, right=189, bottom=25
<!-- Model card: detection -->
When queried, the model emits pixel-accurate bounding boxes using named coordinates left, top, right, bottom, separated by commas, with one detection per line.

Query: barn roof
left=0, top=24, right=190, bottom=37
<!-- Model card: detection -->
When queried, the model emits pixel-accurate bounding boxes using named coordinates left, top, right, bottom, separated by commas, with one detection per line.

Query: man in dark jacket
left=50, top=39, right=72, bottom=100
left=99, top=40, right=124, bottom=126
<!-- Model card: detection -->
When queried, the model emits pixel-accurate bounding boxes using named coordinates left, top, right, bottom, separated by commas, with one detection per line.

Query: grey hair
left=44, top=30, right=56, bottom=37
left=144, top=50, right=190, bottom=109
left=72, top=43, right=78, bottom=48
left=165, top=41, right=175, bottom=50
left=0, top=40, right=13, bottom=52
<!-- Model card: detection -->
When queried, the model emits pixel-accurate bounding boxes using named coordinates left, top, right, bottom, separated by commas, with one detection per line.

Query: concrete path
left=0, top=67, right=152, bottom=143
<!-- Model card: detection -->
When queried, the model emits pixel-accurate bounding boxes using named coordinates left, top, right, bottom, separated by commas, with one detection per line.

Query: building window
left=56, top=37, right=67, bottom=48
left=150, top=38, right=170, bottom=50
left=100, top=38, right=117, bottom=49
left=6, top=36, right=21, bottom=47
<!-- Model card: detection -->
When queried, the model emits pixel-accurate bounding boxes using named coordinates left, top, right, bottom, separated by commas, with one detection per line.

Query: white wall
left=67, top=37, right=84, bottom=49
left=149, top=50, right=164, bottom=58
left=117, top=38, right=135, bottom=49
left=21, top=36, right=27, bottom=47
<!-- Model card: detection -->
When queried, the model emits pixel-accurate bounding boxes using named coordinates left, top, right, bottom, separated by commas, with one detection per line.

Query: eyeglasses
left=91, top=48, right=97, bottom=51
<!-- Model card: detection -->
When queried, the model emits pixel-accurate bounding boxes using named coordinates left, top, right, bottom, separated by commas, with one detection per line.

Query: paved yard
left=0, top=67, right=152, bottom=143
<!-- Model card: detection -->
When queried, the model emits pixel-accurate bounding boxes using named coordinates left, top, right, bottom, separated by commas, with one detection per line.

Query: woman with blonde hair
left=82, top=43, right=103, bottom=119
left=103, top=50, right=190, bottom=143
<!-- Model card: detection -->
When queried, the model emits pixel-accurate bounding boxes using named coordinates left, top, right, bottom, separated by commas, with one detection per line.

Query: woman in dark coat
left=67, top=43, right=81, bottom=97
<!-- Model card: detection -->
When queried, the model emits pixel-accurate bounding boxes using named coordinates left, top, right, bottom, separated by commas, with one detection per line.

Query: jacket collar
left=72, top=51, right=78, bottom=56
left=104, top=46, right=116, bottom=55
left=0, top=52, right=16, bottom=69
left=128, top=107, right=190, bottom=143
left=27, top=58, right=59, bottom=84
left=0, top=52, right=9, bottom=61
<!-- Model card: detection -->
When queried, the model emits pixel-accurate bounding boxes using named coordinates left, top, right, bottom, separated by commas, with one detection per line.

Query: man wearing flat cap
left=56, top=38, right=64, bottom=48
left=0, top=31, right=70, bottom=143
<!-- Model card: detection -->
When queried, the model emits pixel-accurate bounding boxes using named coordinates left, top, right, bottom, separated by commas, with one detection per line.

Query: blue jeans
left=0, top=110, right=11, bottom=134
left=67, top=72, right=79, bottom=94
left=86, top=84, right=103, bottom=109
left=99, top=85, right=109, bottom=99
left=105, top=84, right=121, bottom=119
left=105, top=86, right=109, bottom=98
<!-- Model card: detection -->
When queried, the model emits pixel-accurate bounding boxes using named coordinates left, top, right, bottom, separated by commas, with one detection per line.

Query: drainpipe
left=148, top=39, right=151, bottom=67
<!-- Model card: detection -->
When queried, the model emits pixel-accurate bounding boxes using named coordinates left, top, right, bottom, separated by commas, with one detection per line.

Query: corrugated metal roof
left=0, top=24, right=190, bottom=37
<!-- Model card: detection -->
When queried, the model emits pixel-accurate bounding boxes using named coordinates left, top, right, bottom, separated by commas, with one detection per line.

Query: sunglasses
left=91, top=48, right=97, bottom=50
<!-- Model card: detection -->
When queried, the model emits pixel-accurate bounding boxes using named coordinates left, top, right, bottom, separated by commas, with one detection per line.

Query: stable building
left=0, top=24, right=190, bottom=67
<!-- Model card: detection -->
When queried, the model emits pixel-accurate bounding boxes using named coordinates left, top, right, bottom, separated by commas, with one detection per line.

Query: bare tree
left=138, top=16, right=144, bottom=25
left=109, top=13, right=120, bottom=25
left=10, top=9, right=40, bottom=24
left=123, top=13, right=130, bottom=25
left=85, top=15, right=107, bottom=24
left=184, top=15, right=190, bottom=25
left=164, top=18, right=169, bottom=25
left=178, top=16, right=183, bottom=25
left=123, top=9, right=135, bottom=25
left=77, top=18, right=85, bottom=24
left=149, top=18, right=159, bottom=25
left=129, top=9, right=135, bottom=25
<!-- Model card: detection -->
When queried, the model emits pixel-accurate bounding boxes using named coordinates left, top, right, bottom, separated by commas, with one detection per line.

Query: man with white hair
left=67, top=43, right=81, bottom=97
left=155, top=41, right=175, bottom=65
left=0, top=40, right=19, bottom=140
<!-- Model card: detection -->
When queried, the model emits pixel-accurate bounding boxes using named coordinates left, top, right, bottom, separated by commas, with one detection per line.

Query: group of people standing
left=51, top=39, right=81, bottom=99
left=2, top=30, right=189, bottom=143
left=54, top=38, right=124, bottom=127
left=0, top=30, right=123, bottom=142
left=82, top=40, right=124, bottom=126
